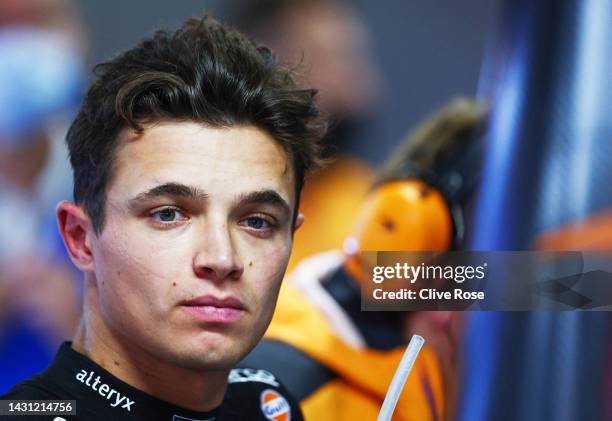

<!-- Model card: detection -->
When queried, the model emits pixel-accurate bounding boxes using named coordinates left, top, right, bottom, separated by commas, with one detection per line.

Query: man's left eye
left=242, top=217, right=272, bottom=230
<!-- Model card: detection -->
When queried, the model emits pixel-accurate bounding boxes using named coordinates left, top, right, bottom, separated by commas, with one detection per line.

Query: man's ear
left=57, top=201, right=95, bottom=272
left=293, top=212, right=305, bottom=233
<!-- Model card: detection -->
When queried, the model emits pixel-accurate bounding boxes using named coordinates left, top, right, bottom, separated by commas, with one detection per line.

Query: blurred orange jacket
left=265, top=252, right=446, bottom=421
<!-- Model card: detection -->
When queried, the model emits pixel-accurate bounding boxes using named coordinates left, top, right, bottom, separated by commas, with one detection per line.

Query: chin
left=180, top=348, right=244, bottom=371
left=172, top=332, right=254, bottom=370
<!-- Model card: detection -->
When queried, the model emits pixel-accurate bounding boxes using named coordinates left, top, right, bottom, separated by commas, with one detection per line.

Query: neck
left=72, top=295, right=228, bottom=412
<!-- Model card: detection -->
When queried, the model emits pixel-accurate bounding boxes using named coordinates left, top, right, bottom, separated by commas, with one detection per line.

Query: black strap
left=240, top=339, right=336, bottom=401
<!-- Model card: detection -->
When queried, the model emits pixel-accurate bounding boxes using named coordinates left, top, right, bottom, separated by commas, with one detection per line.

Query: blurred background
left=79, top=0, right=497, bottom=164
left=1, top=0, right=611, bottom=420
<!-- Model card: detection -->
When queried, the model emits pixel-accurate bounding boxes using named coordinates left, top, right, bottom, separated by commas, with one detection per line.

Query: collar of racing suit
left=39, top=342, right=219, bottom=421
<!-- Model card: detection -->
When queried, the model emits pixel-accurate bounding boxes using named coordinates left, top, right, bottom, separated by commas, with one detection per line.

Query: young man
left=1, top=14, right=325, bottom=421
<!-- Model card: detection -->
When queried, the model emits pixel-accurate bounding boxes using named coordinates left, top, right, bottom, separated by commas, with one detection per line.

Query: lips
left=181, top=295, right=246, bottom=323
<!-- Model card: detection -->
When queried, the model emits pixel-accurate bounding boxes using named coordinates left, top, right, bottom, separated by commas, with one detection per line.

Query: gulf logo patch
left=260, top=388, right=291, bottom=421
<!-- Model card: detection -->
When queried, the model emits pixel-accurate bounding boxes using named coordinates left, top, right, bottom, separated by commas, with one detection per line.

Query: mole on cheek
left=172, top=282, right=177, bottom=286
left=249, top=261, right=253, bottom=267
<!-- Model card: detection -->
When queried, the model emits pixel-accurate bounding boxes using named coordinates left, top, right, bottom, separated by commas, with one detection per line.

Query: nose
left=193, top=220, right=244, bottom=282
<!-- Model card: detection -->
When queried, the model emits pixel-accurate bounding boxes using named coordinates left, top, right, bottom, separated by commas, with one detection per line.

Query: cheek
left=93, top=223, right=190, bottom=317
left=242, top=237, right=292, bottom=310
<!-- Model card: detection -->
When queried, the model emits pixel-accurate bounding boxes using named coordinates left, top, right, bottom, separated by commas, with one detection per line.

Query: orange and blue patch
left=260, top=388, right=291, bottom=421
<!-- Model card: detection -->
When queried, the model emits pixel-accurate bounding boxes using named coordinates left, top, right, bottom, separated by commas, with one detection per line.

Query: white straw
left=377, top=334, right=425, bottom=421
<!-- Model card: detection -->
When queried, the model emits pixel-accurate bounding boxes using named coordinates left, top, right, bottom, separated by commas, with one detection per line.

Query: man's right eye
left=149, top=207, right=188, bottom=225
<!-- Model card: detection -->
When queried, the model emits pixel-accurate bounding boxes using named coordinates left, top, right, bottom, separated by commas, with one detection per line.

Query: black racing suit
left=1, top=342, right=302, bottom=421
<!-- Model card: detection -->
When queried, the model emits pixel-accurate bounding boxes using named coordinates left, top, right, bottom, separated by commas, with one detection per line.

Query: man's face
left=88, top=122, right=296, bottom=370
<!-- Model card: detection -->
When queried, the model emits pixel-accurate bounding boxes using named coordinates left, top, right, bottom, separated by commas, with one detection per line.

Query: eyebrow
left=128, top=183, right=291, bottom=216
left=129, top=182, right=209, bottom=206
left=235, top=190, right=292, bottom=217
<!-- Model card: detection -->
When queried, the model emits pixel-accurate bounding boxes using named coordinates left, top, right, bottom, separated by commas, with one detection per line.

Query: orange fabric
left=266, top=283, right=445, bottom=421
left=288, top=157, right=374, bottom=273
left=535, top=209, right=612, bottom=250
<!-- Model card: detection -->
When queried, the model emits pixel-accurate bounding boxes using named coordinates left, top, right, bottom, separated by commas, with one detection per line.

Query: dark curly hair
left=66, top=15, right=327, bottom=234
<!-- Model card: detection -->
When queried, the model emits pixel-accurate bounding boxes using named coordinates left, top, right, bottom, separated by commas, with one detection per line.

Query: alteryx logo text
left=75, top=369, right=135, bottom=411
